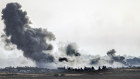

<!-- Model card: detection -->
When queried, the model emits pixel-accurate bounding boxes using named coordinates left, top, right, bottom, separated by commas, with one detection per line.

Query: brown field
left=0, top=69, right=140, bottom=79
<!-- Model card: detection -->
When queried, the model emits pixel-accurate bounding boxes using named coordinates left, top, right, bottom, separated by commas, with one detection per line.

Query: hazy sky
left=0, top=0, right=140, bottom=57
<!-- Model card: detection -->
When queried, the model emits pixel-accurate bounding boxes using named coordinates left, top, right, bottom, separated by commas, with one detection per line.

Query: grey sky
left=0, top=0, right=140, bottom=57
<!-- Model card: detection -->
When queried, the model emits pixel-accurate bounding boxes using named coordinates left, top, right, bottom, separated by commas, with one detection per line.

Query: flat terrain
left=0, top=69, right=140, bottom=79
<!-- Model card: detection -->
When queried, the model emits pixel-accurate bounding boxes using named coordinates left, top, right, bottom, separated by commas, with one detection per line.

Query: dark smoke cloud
left=59, top=57, right=68, bottom=62
left=126, top=57, right=140, bottom=66
left=2, top=3, right=140, bottom=68
left=66, top=44, right=80, bottom=56
left=107, top=49, right=116, bottom=57
left=90, top=57, right=100, bottom=65
left=1, top=3, right=55, bottom=67
left=107, top=49, right=127, bottom=65
left=1, top=34, right=16, bottom=50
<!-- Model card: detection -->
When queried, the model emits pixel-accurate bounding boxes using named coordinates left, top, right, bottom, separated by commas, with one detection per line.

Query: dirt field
left=0, top=69, right=140, bottom=79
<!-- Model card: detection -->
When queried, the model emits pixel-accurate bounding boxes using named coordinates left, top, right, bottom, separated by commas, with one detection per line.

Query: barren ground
left=0, top=69, right=140, bottom=79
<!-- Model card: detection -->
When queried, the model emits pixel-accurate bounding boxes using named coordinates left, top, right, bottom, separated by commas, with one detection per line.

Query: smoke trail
left=1, top=3, right=55, bottom=68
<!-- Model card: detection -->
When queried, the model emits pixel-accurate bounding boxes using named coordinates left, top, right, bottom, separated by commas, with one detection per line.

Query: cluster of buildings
left=0, top=66, right=109, bottom=73
left=0, top=66, right=49, bottom=73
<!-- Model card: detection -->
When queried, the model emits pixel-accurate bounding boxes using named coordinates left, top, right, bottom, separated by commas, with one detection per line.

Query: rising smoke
left=1, top=2, right=140, bottom=69
left=1, top=3, right=55, bottom=68
left=89, top=49, right=140, bottom=67
left=107, top=49, right=127, bottom=65
left=66, top=43, right=81, bottom=56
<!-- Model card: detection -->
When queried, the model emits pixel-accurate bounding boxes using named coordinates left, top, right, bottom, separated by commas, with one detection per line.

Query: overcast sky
left=0, top=0, right=140, bottom=58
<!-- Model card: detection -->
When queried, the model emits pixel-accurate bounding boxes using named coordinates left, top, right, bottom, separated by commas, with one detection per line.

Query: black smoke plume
left=59, top=57, right=68, bottom=62
left=107, top=49, right=127, bottom=65
left=1, top=3, right=55, bottom=67
left=107, top=49, right=116, bottom=57
left=66, top=44, right=80, bottom=56
left=2, top=3, right=140, bottom=68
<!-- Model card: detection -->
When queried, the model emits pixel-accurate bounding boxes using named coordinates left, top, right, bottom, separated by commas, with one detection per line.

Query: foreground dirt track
left=0, top=69, right=140, bottom=79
